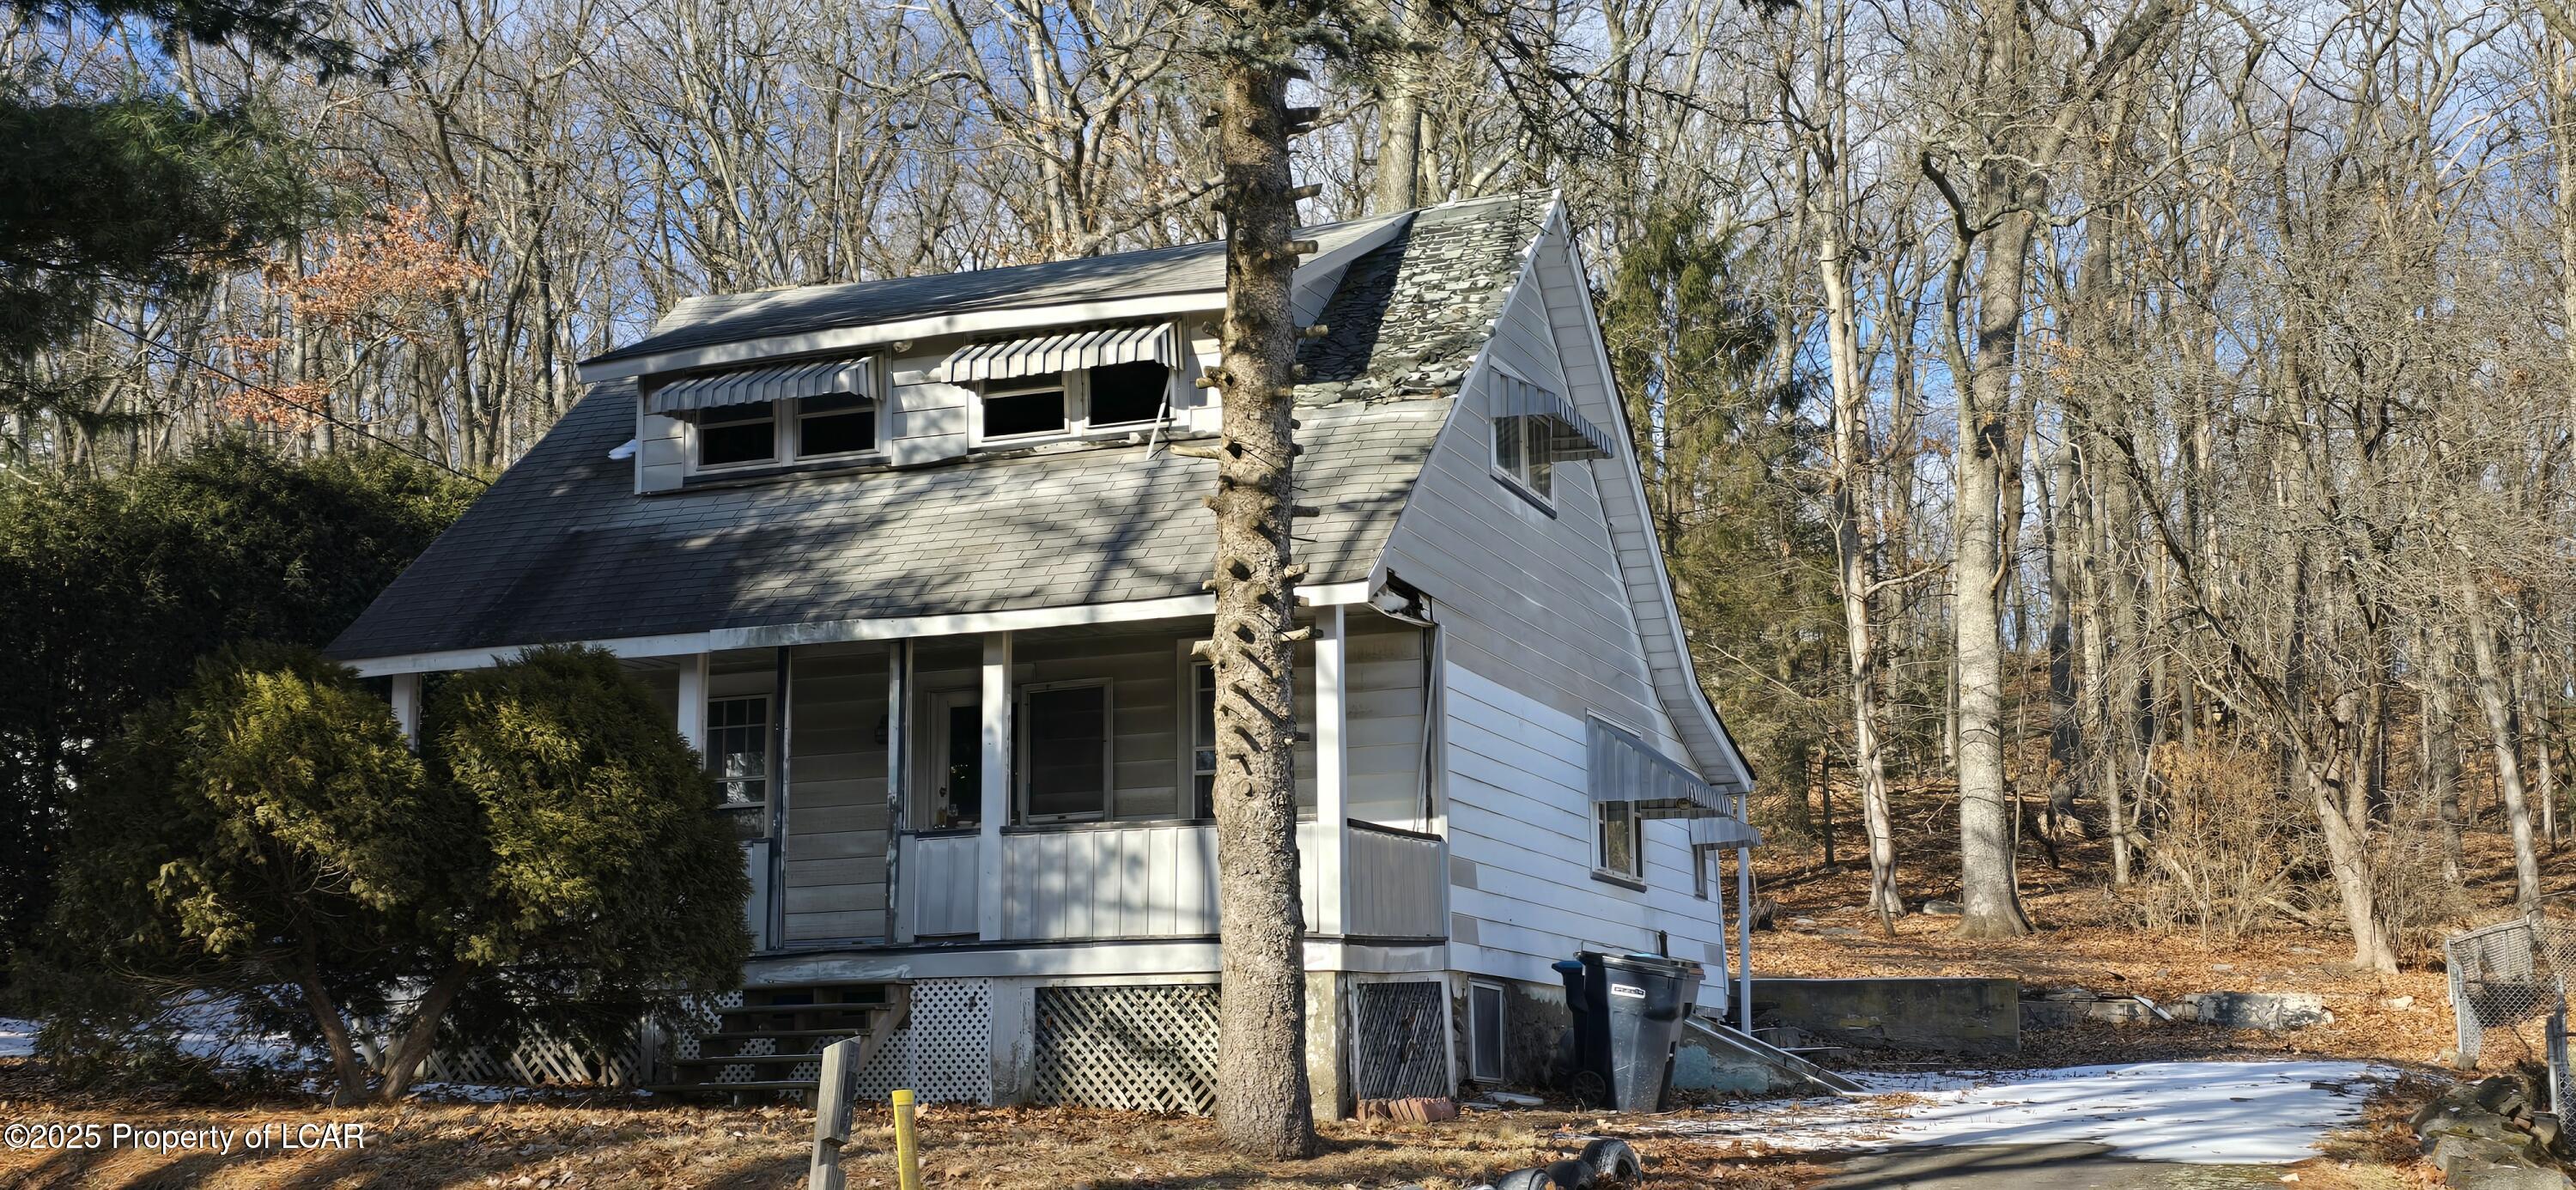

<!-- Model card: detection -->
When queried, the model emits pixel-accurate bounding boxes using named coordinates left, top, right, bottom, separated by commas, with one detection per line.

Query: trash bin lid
left=1599, top=951, right=1704, bottom=980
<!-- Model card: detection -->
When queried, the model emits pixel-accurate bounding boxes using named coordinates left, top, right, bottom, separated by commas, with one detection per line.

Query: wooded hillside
left=5, top=0, right=2570, bottom=973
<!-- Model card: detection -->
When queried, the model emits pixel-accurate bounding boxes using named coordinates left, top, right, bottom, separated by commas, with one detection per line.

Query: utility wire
left=90, top=316, right=489, bottom=485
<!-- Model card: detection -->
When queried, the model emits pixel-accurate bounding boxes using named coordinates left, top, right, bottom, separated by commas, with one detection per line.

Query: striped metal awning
left=647, top=356, right=876, bottom=415
left=1498, top=375, right=1618, bottom=460
left=1587, top=715, right=1735, bottom=822
left=934, top=322, right=1176, bottom=384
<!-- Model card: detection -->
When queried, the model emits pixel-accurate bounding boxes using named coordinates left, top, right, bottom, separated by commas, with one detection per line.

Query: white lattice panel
left=845, top=979, right=994, bottom=1105
left=1030, top=984, right=1220, bottom=1114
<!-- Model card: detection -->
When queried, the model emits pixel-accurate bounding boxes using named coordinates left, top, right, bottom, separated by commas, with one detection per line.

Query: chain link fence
left=2445, top=898, right=2576, bottom=1115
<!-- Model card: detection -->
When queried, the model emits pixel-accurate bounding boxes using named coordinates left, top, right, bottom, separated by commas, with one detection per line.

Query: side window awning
left=1498, top=374, right=1618, bottom=460
left=933, top=322, right=1176, bottom=384
left=1586, top=715, right=1741, bottom=823
left=647, top=356, right=877, bottom=415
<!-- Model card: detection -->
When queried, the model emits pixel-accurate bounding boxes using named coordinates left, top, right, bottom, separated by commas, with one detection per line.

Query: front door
left=918, top=689, right=985, bottom=830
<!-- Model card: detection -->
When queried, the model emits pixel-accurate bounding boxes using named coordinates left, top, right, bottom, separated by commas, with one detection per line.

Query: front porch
left=490, top=604, right=1447, bottom=957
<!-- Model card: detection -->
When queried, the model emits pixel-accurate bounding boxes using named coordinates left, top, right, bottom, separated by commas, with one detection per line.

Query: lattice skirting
left=418, top=1030, right=642, bottom=1088
left=1030, top=983, right=1221, bottom=1114
left=1351, top=981, right=1449, bottom=1100
left=661, top=982, right=993, bottom=1100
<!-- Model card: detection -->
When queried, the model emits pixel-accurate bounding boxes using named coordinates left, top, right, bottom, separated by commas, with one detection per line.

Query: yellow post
left=890, top=1089, right=922, bottom=1190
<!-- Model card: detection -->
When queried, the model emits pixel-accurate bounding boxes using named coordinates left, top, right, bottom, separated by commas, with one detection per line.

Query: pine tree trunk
left=1370, top=0, right=1428, bottom=214
left=1206, top=49, right=1321, bottom=1159
left=292, top=947, right=372, bottom=1107
left=376, top=961, right=474, bottom=1102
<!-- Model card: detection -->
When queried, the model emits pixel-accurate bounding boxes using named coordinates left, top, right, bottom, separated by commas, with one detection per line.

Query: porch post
left=1313, top=605, right=1349, bottom=936
left=1735, top=845, right=1754, bottom=1034
left=676, top=653, right=711, bottom=754
left=977, top=631, right=1012, bottom=940
left=388, top=673, right=422, bottom=750
left=884, top=640, right=909, bottom=943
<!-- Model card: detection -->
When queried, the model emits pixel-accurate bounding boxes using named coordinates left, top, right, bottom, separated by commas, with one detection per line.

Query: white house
left=329, top=191, right=1764, bottom=1114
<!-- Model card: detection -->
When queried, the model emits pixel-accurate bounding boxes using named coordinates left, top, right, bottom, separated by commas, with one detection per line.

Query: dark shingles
left=331, top=194, right=1542, bottom=661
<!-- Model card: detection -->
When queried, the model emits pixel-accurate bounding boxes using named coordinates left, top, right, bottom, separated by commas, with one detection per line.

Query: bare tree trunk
left=1370, top=0, right=1429, bottom=213
left=2423, top=643, right=2465, bottom=883
left=1205, top=42, right=1321, bottom=1158
left=1953, top=209, right=2036, bottom=939
left=2462, top=575, right=2543, bottom=908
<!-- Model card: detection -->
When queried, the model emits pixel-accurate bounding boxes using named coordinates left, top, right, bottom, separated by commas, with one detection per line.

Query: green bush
left=36, top=644, right=750, bottom=1103
left=0, top=440, right=476, bottom=972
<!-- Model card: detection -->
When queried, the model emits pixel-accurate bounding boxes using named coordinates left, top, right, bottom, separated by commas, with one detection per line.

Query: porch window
left=796, top=393, right=878, bottom=458
left=1189, top=662, right=1218, bottom=818
left=1468, top=981, right=1506, bottom=1082
left=707, top=695, right=769, bottom=835
left=696, top=404, right=777, bottom=468
left=1596, top=798, right=1642, bottom=880
left=1018, top=680, right=1112, bottom=822
left=1492, top=413, right=1554, bottom=503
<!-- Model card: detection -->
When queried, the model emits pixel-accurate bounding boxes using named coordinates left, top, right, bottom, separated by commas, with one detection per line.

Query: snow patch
left=1659, top=1060, right=2391, bottom=1165
left=0, top=1017, right=34, bottom=1059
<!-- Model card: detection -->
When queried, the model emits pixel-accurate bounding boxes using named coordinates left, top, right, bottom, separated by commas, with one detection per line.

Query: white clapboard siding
left=783, top=645, right=890, bottom=943
left=1376, top=268, right=1684, bottom=757
left=1443, top=664, right=1729, bottom=1009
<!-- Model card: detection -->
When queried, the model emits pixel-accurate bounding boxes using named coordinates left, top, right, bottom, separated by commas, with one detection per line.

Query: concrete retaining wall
left=1750, top=977, right=2021, bottom=1055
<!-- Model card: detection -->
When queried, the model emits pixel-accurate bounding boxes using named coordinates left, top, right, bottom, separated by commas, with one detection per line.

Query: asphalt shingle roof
left=589, top=212, right=1408, bottom=367
left=329, top=194, right=1544, bottom=661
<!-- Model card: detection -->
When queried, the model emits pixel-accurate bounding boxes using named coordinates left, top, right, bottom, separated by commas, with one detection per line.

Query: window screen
left=1089, top=361, right=1170, bottom=426
left=1022, top=683, right=1109, bottom=820
left=983, top=377, right=1068, bottom=439
left=797, top=393, right=877, bottom=458
left=697, top=404, right=775, bottom=467
left=1493, top=414, right=1553, bottom=501
left=1597, top=798, right=1640, bottom=877
left=1469, top=982, right=1505, bottom=1082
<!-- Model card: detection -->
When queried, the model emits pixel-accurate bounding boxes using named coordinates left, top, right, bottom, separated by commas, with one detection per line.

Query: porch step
left=649, top=982, right=910, bottom=1101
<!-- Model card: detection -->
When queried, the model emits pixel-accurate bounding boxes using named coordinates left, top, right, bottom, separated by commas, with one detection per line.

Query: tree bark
left=2461, top=575, right=2543, bottom=908
left=1370, top=0, right=1429, bottom=213
left=1206, top=47, right=1321, bottom=1158
left=1952, top=207, right=2036, bottom=939
left=375, top=960, right=475, bottom=1102
left=291, top=946, right=372, bottom=1107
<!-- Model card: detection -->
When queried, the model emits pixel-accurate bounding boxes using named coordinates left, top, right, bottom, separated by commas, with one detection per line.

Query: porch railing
left=887, top=818, right=1444, bottom=944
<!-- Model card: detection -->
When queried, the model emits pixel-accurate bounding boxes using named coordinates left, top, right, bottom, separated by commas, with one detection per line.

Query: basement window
left=1468, top=981, right=1506, bottom=1082
left=696, top=404, right=777, bottom=468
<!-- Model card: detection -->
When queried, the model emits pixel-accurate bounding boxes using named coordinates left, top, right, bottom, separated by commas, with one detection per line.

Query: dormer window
left=797, top=393, right=878, bottom=458
left=647, top=355, right=882, bottom=477
left=697, top=404, right=777, bottom=468
left=981, top=374, right=1071, bottom=440
left=938, top=322, right=1180, bottom=448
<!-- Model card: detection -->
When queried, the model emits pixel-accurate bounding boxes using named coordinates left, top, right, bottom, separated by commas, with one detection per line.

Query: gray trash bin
left=1553, top=950, right=1704, bottom=1110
